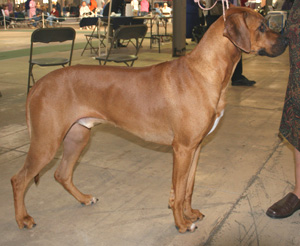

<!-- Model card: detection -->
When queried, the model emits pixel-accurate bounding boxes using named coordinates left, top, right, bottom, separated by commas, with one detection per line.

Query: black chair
left=80, top=17, right=106, bottom=56
left=94, top=24, right=147, bottom=67
left=27, top=27, right=76, bottom=94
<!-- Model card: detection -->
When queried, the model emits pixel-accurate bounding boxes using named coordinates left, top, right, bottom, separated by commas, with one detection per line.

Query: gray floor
left=0, top=28, right=298, bottom=246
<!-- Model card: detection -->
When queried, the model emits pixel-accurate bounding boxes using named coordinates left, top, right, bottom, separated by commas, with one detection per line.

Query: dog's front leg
left=183, top=144, right=205, bottom=222
left=171, top=142, right=198, bottom=233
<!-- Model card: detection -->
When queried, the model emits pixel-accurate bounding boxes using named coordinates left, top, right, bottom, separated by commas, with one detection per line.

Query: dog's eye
left=258, top=23, right=266, bottom=33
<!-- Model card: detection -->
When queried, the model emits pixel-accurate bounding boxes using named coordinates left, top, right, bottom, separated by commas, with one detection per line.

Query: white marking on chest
left=207, top=109, right=224, bottom=135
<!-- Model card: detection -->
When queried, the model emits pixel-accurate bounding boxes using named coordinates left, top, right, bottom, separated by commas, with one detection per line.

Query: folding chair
left=94, top=24, right=148, bottom=67
left=27, top=27, right=76, bottom=94
left=1, top=9, right=10, bottom=29
left=80, top=17, right=106, bottom=56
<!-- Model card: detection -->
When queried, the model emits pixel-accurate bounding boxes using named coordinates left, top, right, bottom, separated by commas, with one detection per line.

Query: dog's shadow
left=32, top=120, right=220, bottom=191
left=90, top=123, right=173, bottom=153
left=80, top=121, right=220, bottom=163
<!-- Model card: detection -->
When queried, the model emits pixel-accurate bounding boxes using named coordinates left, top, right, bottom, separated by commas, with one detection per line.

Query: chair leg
left=81, top=40, right=90, bottom=56
left=27, top=64, right=34, bottom=94
left=158, top=38, right=161, bottom=53
left=100, top=40, right=106, bottom=48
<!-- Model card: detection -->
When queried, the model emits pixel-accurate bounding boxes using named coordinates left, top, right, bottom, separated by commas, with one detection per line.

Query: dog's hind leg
left=183, top=144, right=205, bottom=222
left=11, top=138, right=61, bottom=229
left=54, top=123, right=97, bottom=205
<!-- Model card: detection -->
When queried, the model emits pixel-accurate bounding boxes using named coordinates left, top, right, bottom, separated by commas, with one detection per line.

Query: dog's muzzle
left=258, top=35, right=288, bottom=57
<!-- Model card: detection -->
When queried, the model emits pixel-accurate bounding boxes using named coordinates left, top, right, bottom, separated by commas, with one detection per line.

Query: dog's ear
left=223, top=12, right=251, bottom=53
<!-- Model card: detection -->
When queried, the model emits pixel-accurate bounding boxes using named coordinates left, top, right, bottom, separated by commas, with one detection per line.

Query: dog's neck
left=188, top=19, right=242, bottom=90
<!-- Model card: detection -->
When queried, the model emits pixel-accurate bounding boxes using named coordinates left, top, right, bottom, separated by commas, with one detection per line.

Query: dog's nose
left=283, top=37, right=289, bottom=46
left=281, top=35, right=289, bottom=47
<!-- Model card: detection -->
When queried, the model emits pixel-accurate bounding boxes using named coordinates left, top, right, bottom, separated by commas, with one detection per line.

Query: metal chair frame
left=94, top=24, right=148, bottom=67
left=27, top=27, right=76, bottom=94
left=80, top=17, right=106, bottom=56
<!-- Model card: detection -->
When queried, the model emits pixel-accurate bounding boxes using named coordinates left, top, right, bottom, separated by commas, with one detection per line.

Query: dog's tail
left=26, top=86, right=40, bottom=185
left=27, top=101, right=40, bottom=185
left=26, top=94, right=34, bottom=140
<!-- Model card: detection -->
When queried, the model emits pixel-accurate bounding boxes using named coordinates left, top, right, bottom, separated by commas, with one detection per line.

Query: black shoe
left=117, top=42, right=127, bottom=48
left=266, top=193, right=300, bottom=219
left=232, top=75, right=256, bottom=86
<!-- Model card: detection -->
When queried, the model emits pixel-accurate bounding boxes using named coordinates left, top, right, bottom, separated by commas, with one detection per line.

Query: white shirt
left=80, top=5, right=91, bottom=16
left=131, top=0, right=139, bottom=11
left=162, top=6, right=171, bottom=14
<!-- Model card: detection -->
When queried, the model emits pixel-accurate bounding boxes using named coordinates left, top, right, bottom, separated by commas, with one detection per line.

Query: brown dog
left=11, top=7, right=287, bottom=233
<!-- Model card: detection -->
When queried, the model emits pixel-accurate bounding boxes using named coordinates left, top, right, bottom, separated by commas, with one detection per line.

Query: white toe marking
left=91, top=197, right=97, bottom=204
left=190, top=223, right=196, bottom=231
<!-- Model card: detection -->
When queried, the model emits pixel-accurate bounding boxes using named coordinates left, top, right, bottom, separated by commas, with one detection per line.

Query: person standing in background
left=29, top=0, right=36, bottom=18
left=273, top=0, right=284, bottom=10
left=206, top=0, right=256, bottom=86
left=131, top=0, right=139, bottom=16
left=140, top=0, right=149, bottom=16
left=89, top=0, right=97, bottom=14
left=25, top=0, right=30, bottom=16
left=186, top=0, right=201, bottom=42
left=282, top=0, right=294, bottom=10
left=266, top=0, right=300, bottom=219
left=7, top=0, right=13, bottom=16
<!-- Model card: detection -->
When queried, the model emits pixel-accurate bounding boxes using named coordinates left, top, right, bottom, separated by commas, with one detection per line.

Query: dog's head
left=223, top=7, right=287, bottom=57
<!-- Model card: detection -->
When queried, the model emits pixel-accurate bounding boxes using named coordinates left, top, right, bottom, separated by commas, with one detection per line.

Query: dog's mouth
left=258, top=36, right=288, bottom=57
left=258, top=48, right=274, bottom=57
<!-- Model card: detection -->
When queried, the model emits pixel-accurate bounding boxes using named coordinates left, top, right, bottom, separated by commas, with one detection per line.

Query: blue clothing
left=25, top=0, right=30, bottom=11
left=186, top=0, right=201, bottom=38
left=154, top=7, right=162, bottom=16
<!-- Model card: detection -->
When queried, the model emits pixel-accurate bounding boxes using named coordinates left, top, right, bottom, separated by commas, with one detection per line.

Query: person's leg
left=205, top=14, right=219, bottom=28
left=231, top=59, right=256, bottom=86
left=231, top=58, right=243, bottom=81
left=47, top=16, right=53, bottom=26
left=293, top=148, right=300, bottom=197
left=266, top=147, right=300, bottom=218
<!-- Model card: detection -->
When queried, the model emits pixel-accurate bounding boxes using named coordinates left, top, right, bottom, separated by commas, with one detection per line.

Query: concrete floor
left=0, top=27, right=299, bottom=246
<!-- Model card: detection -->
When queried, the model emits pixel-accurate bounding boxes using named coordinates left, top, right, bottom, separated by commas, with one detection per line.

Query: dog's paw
left=81, top=197, right=99, bottom=206
left=17, top=215, right=36, bottom=229
left=176, top=222, right=198, bottom=233
left=184, top=209, right=205, bottom=222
